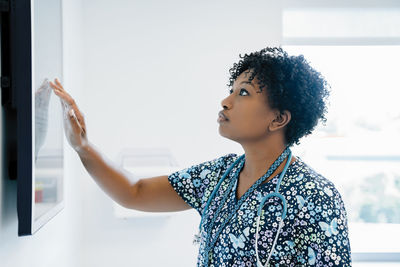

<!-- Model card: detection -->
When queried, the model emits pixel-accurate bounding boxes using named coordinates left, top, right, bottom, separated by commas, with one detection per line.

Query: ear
left=269, top=110, right=291, bottom=132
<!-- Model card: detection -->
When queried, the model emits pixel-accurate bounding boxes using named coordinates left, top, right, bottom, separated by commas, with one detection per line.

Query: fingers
left=50, top=79, right=72, bottom=101
left=49, top=78, right=63, bottom=90
left=50, top=78, right=87, bottom=134
left=54, top=78, right=64, bottom=90
left=50, top=79, right=77, bottom=108
left=50, top=81, right=69, bottom=102
left=49, top=79, right=62, bottom=91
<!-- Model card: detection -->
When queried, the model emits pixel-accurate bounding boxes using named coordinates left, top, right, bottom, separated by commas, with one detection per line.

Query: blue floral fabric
left=167, top=153, right=352, bottom=266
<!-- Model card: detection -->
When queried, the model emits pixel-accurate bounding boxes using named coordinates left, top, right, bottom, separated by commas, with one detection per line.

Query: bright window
left=283, top=8, right=400, bottom=38
left=284, top=45, right=400, bottom=256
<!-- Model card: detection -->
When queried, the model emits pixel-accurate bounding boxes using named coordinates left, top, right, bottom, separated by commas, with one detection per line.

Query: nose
left=220, top=95, right=232, bottom=110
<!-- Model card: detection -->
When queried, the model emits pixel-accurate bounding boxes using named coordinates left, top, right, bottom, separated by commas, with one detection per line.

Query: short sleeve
left=292, top=180, right=352, bottom=266
left=167, top=153, right=237, bottom=216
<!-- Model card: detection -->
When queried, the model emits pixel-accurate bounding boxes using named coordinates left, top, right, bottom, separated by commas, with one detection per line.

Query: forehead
left=233, top=69, right=260, bottom=88
left=235, top=69, right=254, bottom=81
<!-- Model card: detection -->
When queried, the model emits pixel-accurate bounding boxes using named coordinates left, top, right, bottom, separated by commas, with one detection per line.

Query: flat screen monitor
left=2, top=0, right=64, bottom=236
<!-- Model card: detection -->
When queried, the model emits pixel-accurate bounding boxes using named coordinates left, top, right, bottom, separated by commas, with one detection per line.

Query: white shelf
left=113, top=148, right=182, bottom=219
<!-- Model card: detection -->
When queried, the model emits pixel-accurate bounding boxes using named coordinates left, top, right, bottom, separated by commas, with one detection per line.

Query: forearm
left=76, top=142, right=139, bottom=208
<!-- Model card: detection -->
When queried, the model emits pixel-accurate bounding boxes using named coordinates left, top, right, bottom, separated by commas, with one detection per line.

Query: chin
left=218, top=128, right=238, bottom=143
left=218, top=127, right=230, bottom=138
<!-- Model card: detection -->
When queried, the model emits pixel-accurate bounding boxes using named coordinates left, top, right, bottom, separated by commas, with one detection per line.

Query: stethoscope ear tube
left=199, top=148, right=292, bottom=266
left=255, top=151, right=292, bottom=266
left=257, top=192, right=287, bottom=220
left=257, top=151, right=292, bottom=219
left=199, top=154, right=246, bottom=232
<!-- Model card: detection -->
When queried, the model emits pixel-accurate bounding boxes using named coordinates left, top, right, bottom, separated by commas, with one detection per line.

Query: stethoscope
left=255, top=150, right=291, bottom=267
left=196, top=148, right=292, bottom=267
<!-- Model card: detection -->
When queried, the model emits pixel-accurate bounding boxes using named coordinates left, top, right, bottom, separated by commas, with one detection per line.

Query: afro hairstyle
left=226, top=47, right=330, bottom=146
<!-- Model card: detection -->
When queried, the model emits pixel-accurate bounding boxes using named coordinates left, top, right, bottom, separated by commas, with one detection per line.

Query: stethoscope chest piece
left=200, top=149, right=292, bottom=267
left=254, top=152, right=292, bottom=267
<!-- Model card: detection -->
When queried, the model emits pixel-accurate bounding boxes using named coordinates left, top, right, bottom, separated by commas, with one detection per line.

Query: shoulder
left=288, top=157, right=352, bottom=264
left=206, top=152, right=240, bottom=168
left=166, top=153, right=242, bottom=215
left=285, top=157, right=349, bottom=226
left=205, top=152, right=240, bottom=169
left=168, top=152, right=241, bottom=182
left=177, top=153, right=240, bottom=174
left=289, top=157, right=343, bottom=201
left=289, top=157, right=349, bottom=231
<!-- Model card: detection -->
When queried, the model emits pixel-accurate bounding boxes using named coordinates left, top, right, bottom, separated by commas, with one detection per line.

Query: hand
left=49, top=78, right=88, bottom=152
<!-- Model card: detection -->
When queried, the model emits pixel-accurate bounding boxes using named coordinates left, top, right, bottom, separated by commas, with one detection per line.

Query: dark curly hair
left=226, top=47, right=330, bottom=147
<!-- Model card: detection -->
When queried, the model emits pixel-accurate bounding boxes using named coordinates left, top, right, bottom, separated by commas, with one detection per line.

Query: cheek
left=237, top=109, right=269, bottom=131
left=218, top=110, right=270, bottom=140
left=244, top=116, right=268, bottom=133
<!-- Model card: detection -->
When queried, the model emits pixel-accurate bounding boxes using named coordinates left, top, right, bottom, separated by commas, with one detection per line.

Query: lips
left=218, top=111, right=229, bottom=120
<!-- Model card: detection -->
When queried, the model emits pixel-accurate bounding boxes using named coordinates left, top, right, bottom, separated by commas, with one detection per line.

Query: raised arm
left=49, top=78, right=191, bottom=212
left=77, top=142, right=191, bottom=212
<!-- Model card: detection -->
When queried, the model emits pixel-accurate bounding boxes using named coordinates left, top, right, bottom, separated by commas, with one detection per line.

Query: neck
left=240, top=135, right=295, bottom=181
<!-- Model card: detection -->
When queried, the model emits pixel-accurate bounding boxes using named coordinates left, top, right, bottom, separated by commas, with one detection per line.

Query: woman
left=50, top=47, right=352, bottom=266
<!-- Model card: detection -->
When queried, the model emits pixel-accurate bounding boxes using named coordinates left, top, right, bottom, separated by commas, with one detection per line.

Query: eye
left=239, top=88, right=249, bottom=96
left=229, top=88, right=249, bottom=96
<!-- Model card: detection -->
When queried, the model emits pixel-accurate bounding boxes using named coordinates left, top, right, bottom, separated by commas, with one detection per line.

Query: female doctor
left=50, top=47, right=352, bottom=266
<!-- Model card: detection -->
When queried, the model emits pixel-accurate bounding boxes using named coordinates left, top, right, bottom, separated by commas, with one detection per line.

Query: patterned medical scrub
left=168, top=153, right=352, bottom=266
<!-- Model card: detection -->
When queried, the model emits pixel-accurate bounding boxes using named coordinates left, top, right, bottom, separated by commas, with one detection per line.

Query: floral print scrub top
left=167, top=153, right=352, bottom=266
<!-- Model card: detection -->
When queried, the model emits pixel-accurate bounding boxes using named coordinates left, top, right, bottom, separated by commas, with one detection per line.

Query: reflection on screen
left=33, top=0, right=63, bottom=221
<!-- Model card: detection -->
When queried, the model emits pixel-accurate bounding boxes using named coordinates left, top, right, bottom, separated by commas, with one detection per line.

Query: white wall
left=1, top=1, right=398, bottom=266
left=0, top=0, right=85, bottom=266
left=79, top=0, right=282, bottom=266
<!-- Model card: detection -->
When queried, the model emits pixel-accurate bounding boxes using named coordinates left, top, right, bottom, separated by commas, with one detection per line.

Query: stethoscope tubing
left=199, top=149, right=292, bottom=266
left=255, top=151, right=292, bottom=267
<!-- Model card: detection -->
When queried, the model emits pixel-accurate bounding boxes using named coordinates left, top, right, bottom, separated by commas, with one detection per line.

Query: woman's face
left=218, top=69, right=278, bottom=143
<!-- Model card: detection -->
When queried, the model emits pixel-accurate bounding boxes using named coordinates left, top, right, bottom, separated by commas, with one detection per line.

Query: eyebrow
left=239, top=81, right=255, bottom=90
left=230, top=80, right=260, bottom=93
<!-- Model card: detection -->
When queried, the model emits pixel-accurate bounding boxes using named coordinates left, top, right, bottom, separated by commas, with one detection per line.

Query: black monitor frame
left=1, top=0, right=64, bottom=236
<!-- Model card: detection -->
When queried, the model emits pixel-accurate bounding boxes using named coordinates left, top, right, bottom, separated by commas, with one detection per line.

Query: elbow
left=122, top=178, right=142, bottom=210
